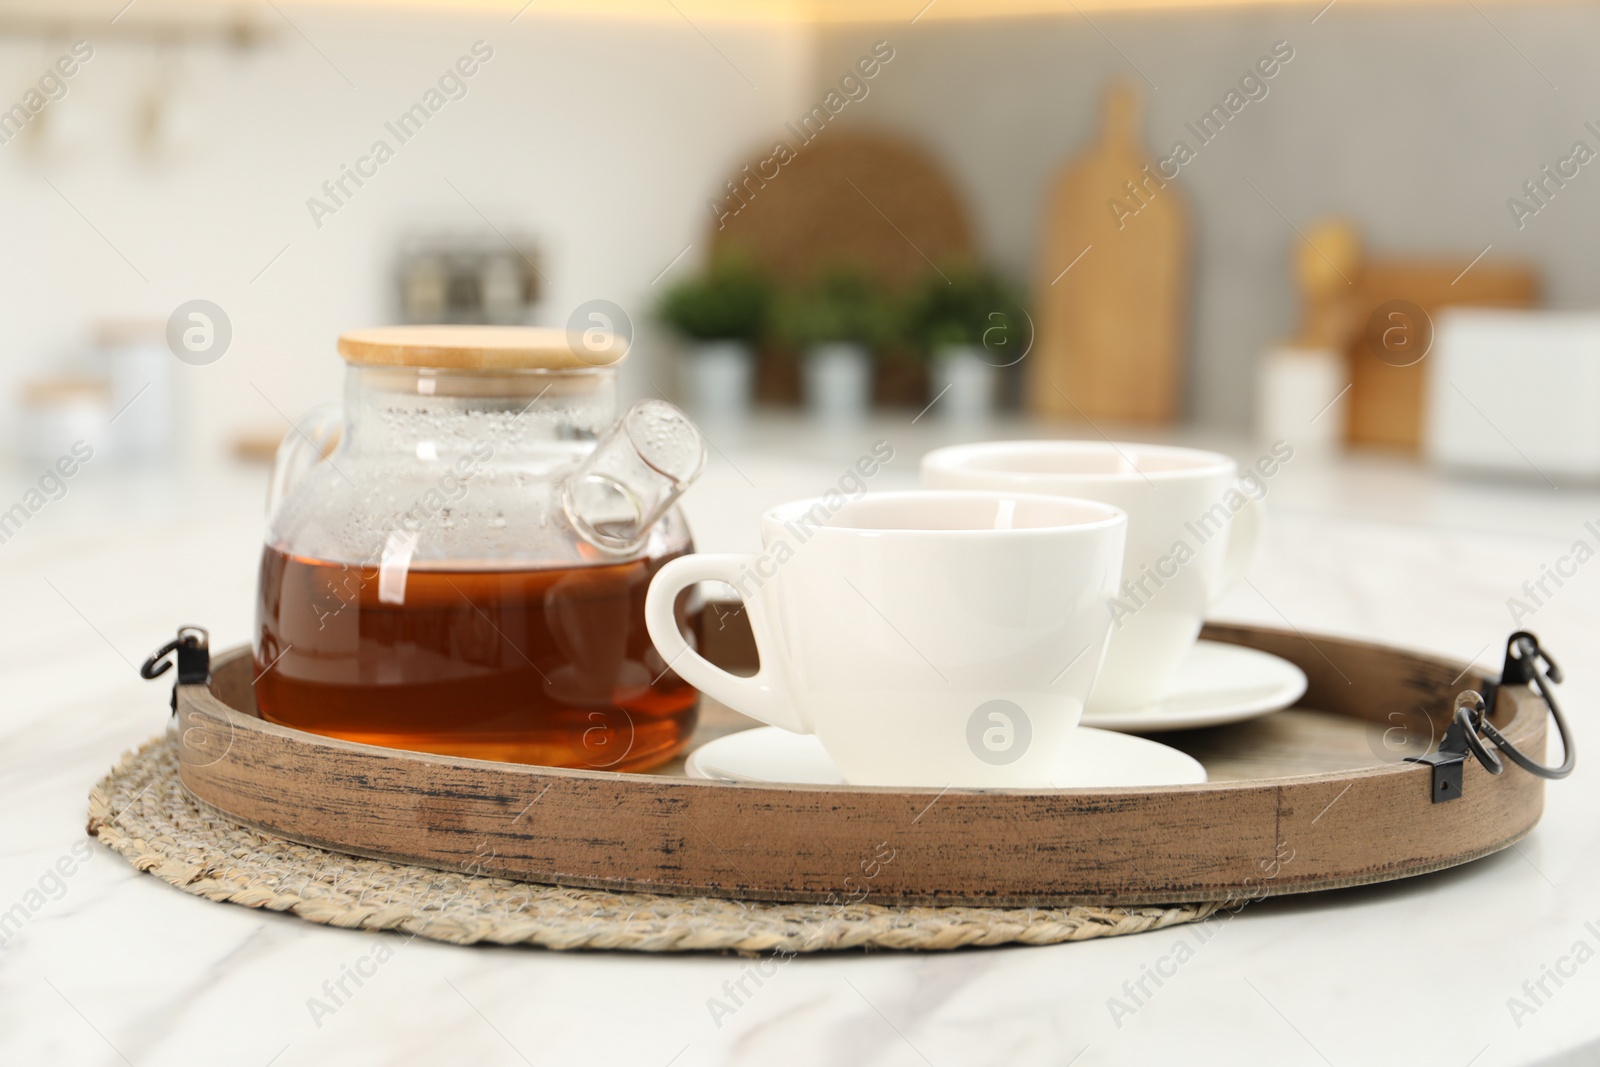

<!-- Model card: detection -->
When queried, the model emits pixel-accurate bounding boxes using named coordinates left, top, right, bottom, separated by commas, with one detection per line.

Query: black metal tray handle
left=140, top=626, right=210, bottom=712
left=1407, top=631, right=1576, bottom=802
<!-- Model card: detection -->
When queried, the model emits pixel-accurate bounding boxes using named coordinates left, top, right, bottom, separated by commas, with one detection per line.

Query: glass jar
left=253, top=326, right=705, bottom=771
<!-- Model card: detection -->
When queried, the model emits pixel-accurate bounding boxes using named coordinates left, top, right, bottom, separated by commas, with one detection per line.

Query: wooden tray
left=173, top=623, right=1547, bottom=907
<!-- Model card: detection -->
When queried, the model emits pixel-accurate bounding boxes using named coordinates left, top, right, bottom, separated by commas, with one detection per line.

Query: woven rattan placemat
left=87, top=732, right=1221, bottom=953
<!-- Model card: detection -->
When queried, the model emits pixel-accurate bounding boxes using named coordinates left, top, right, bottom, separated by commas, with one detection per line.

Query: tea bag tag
left=378, top=529, right=418, bottom=605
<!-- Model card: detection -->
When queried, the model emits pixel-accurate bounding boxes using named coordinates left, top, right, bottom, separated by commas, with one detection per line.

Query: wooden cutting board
left=1345, top=260, right=1538, bottom=451
left=1028, top=84, right=1189, bottom=424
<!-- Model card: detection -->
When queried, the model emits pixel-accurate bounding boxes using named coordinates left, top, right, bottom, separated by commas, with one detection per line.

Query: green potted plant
left=657, top=252, right=773, bottom=423
left=904, top=265, right=1024, bottom=422
left=775, top=266, right=895, bottom=422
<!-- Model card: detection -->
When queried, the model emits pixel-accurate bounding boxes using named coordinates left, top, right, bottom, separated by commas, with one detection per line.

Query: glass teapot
left=253, top=326, right=706, bottom=772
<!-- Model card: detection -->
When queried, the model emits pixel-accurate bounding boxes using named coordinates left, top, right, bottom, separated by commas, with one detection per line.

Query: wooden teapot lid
left=337, top=326, right=627, bottom=370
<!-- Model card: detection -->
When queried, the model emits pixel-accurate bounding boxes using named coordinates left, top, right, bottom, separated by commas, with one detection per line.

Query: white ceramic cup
left=921, top=442, right=1264, bottom=713
left=644, top=490, right=1127, bottom=787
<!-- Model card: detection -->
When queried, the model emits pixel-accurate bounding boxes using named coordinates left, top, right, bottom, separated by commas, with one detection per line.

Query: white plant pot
left=680, top=340, right=753, bottom=424
left=803, top=343, right=871, bottom=422
left=931, top=345, right=997, bottom=423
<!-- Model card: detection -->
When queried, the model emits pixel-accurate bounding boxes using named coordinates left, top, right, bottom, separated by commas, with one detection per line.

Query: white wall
left=9, top=3, right=1600, bottom=444
left=0, top=8, right=814, bottom=460
left=817, top=4, right=1600, bottom=429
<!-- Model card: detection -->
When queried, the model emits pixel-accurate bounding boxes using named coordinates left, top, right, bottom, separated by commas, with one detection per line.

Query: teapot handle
left=266, top=404, right=343, bottom=522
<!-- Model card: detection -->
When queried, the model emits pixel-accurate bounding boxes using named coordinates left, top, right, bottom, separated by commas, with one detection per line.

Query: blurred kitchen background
left=3, top=0, right=1599, bottom=486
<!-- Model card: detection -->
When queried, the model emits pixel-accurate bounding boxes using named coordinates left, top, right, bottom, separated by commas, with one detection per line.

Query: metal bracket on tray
left=1406, top=631, right=1575, bottom=802
left=140, top=626, right=212, bottom=713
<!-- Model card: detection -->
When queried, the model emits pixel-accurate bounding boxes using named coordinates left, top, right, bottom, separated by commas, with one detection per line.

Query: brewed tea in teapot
left=253, top=326, right=706, bottom=771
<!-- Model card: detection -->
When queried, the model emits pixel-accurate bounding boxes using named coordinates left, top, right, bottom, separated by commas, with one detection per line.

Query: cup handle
left=1214, top=489, right=1266, bottom=602
left=644, top=554, right=810, bottom=735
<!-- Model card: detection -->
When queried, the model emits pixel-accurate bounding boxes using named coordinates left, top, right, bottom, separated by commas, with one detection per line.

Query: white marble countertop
left=2, top=416, right=1597, bottom=1066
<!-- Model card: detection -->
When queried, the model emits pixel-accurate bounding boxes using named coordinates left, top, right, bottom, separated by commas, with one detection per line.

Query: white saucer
left=1081, top=640, right=1308, bottom=733
left=686, top=726, right=1206, bottom=788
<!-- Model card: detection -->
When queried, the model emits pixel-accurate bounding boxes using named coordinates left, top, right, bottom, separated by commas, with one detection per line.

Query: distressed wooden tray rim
left=174, top=623, right=1548, bottom=907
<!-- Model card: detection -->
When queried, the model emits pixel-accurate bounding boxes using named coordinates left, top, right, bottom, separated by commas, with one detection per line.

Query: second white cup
left=922, top=441, right=1265, bottom=713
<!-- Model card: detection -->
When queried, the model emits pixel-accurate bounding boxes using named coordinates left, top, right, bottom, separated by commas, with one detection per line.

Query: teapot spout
left=562, top=399, right=706, bottom=555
